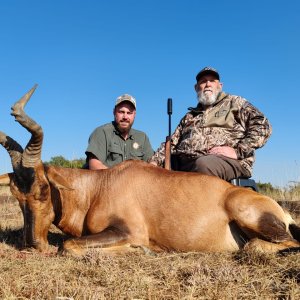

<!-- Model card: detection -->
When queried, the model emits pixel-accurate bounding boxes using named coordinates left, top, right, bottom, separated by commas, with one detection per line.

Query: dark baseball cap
left=196, top=67, right=220, bottom=82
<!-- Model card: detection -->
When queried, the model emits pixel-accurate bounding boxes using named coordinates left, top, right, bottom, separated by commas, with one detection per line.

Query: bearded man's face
left=195, top=74, right=223, bottom=106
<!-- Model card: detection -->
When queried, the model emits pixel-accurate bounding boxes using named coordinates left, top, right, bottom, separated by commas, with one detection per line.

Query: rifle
left=164, top=98, right=172, bottom=170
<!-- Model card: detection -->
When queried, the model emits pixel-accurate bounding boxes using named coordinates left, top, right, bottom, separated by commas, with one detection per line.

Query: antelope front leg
left=62, top=228, right=143, bottom=256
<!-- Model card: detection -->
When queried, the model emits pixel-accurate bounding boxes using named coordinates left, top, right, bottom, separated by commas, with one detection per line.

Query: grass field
left=0, top=186, right=299, bottom=299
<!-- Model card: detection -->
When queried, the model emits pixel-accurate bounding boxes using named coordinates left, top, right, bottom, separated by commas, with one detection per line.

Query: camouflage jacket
left=149, top=92, right=272, bottom=175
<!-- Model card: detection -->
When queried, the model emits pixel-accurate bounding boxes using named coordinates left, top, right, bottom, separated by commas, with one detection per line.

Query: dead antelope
left=0, top=85, right=300, bottom=256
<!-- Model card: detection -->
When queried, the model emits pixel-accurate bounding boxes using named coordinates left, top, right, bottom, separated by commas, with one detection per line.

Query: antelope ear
left=45, top=168, right=74, bottom=191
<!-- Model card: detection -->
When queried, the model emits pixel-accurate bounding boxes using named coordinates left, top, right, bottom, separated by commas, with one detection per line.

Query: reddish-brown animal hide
left=1, top=86, right=300, bottom=256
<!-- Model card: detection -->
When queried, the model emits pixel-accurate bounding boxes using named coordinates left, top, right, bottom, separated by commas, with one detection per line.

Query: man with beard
left=149, top=67, right=272, bottom=181
left=85, top=94, right=154, bottom=170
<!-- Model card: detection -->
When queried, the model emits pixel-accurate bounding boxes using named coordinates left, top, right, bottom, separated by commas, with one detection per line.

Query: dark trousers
left=172, top=154, right=250, bottom=181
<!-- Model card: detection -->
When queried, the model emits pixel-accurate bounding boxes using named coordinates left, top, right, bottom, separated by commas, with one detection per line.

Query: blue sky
left=0, top=0, right=299, bottom=187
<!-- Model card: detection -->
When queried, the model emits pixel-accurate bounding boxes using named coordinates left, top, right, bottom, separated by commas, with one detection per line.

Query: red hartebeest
left=0, top=85, right=300, bottom=256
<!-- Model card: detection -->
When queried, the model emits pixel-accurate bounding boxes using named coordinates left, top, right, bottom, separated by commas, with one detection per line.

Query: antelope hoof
left=62, top=240, right=87, bottom=256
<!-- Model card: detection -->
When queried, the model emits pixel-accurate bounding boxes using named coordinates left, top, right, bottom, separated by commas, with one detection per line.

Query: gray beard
left=197, top=90, right=220, bottom=106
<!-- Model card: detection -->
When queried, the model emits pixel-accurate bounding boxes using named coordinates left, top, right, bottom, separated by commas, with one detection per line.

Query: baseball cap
left=196, top=67, right=220, bottom=82
left=115, top=94, right=136, bottom=109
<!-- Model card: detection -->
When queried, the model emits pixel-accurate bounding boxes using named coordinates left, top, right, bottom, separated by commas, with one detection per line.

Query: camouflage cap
left=196, top=67, right=220, bottom=82
left=115, top=94, right=136, bottom=109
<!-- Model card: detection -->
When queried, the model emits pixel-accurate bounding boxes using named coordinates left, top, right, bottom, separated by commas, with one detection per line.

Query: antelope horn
left=10, top=85, right=43, bottom=168
left=0, top=131, right=23, bottom=170
left=11, top=84, right=38, bottom=112
left=0, top=173, right=13, bottom=186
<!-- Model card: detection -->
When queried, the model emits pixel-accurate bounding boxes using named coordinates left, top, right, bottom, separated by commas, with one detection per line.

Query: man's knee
left=192, top=156, right=218, bottom=175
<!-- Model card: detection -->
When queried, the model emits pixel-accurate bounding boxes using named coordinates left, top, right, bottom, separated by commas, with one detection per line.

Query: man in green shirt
left=85, top=94, right=154, bottom=170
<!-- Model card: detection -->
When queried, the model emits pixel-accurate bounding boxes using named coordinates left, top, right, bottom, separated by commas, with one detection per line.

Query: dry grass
left=0, top=187, right=299, bottom=299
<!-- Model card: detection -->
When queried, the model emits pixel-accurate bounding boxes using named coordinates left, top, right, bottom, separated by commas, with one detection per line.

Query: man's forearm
left=88, top=158, right=108, bottom=170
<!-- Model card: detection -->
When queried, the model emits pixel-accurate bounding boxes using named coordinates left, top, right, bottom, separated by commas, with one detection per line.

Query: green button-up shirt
left=86, top=122, right=154, bottom=167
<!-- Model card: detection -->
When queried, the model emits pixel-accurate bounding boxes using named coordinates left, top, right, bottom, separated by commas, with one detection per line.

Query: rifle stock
left=165, top=136, right=171, bottom=170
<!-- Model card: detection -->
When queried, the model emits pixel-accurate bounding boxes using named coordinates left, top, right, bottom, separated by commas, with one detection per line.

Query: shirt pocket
left=130, top=149, right=144, bottom=160
left=108, top=144, right=123, bottom=161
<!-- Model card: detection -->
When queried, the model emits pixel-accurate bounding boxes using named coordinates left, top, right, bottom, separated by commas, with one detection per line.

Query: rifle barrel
left=167, top=98, right=172, bottom=137
left=165, top=98, right=173, bottom=170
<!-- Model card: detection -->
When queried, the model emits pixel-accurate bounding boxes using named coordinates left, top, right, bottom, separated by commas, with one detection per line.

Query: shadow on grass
left=0, top=227, right=68, bottom=250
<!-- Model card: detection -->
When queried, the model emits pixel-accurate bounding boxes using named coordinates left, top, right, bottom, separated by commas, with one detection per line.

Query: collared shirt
left=86, top=122, right=154, bottom=167
left=149, top=92, right=272, bottom=175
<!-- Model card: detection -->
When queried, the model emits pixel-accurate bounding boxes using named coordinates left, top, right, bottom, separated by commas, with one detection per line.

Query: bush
left=44, top=156, right=85, bottom=169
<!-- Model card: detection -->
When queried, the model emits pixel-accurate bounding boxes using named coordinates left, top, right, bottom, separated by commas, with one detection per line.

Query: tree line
left=44, top=156, right=85, bottom=169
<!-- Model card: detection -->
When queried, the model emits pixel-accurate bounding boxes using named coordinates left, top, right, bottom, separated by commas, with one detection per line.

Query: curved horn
left=10, top=85, right=43, bottom=168
left=0, top=131, right=23, bottom=170
left=11, top=84, right=38, bottom=111
left=0, top=173, right=12, bottom=186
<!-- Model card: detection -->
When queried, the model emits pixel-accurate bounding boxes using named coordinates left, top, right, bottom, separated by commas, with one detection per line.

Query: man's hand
left=208, top=146, right=237, bottom=159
